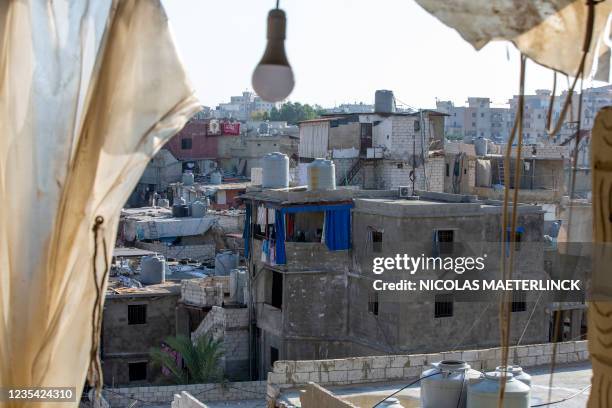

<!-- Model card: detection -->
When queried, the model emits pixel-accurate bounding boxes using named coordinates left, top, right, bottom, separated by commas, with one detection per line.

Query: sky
left=162, top=0, right=574, bottom=109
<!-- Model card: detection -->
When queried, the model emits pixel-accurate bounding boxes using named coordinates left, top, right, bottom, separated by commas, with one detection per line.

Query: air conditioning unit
left=398, top=186, right=411, bottom=198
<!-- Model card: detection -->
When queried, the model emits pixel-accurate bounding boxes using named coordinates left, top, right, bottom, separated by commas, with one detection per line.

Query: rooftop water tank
left=140, top=255, right=166, bottom=285
left=210, top=171, right=222, bottom=185
left=172, top=204, right=189, bottom=218
left=230, top=268, right=247, bottom=304
left=495, top=366, right=531, bottom=387
left=421, top=360, right=481, bottom=408
left=307, top=158, right=336, bottom=191
left=475, top=137, right=489, bottom=156
left=215, top=251, right=239, bottom=276
left=467, top=372, right=530, bottom=408
left=375, top=90, right=395, bottom=114
left=191, top=200, right=208, bottom=218
left=182, top=171, right=194, bottom=185
left=262, top=152, right=290, bottom=189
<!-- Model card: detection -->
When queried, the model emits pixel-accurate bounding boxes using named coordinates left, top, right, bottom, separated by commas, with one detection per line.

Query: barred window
left=435, top=294, right=453, bottom=318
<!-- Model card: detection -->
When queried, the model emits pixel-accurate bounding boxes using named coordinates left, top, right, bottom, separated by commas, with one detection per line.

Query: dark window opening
left=435, top=294, right=453, bottom=318
left=372, top=230, right=383, bottom=253
left=368, top=290, right=379, bottom=315
left=445, top=163, right=450, bottom=177
left=506, top=230, right=523, bottom=251
left=181, top=138, right=193, bottom=150
left=271, top=271, right=283, bottom=309
left=270, top=347, right=279, bottom=368
left=360, top=123, right=373, bottom=155
left=397, top=163, right=403, bottom=169
left=414, top=120, right=421, bottom=132
left=512, top=291, right=527, bottom=312
left=128, top=304, right=147, bottom=325
left=436, top=229, right=454, bottom=255
left=128, top=362, right=147, bottom=382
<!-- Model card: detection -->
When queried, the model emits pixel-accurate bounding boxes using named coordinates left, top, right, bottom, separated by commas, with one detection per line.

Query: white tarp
left=414, top=0, right=612, bottom=79
left=126, top=217, right=217, bottom=241
left=0, top=0, right=200, bottom=405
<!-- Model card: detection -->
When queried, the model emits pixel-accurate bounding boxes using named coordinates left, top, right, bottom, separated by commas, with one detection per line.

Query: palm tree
left=150, top=334, right=224, bottom=384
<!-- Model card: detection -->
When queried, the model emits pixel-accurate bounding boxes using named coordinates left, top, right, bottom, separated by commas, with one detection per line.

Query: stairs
left=340, top=159, right=363, bottom=186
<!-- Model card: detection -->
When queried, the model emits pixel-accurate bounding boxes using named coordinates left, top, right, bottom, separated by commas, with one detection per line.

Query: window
left=506, top=230, right=523, bottom=251
left=472, top=122, right=476, bottom=127
left=271, top=271, right=283, bottom=309
left=397, top=163, right=403, bottom=169
left=270, top=347, right=279, bottom=367
left=181, top=137, right=192, bottom=149
left=436, top=229, right=454, bottom=254
left=445, top=163, right=450, bottom=177
left=128, top=304, right=147, bottom=325
left=480, top=113, right=484, bottom=118
left=414, top=120, right=421, bottom=132
left=435, top=294, right=453, bottom=318
left=128, top=362, right=147, bottom=382
left=512, top=291, right=527, bottom=312
left=368, top=290, right=379, bottom=315
left=472, top=112, right=476, bottom=118
left=371, top=230, right=383, bottom=253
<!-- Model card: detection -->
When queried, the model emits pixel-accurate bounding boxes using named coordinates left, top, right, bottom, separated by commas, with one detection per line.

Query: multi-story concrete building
left=241, top=188, right=550, bottom=379
left=436, top=98, right=512, bottom=143
left=214, top=91, right=281, bottom=121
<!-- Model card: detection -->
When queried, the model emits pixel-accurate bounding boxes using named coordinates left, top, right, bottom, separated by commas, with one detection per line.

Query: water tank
left=307, top=159, right=336, bottom=191
left=140, top=255, right=166, bottom=284
left=215, top=251, right=239, bottom=276
left=230, top=268, right=247, bottom=304
left=421, top=361, right=482, bottom=408
left=375, top=90, right=395, bottom=114
left=210, top=171, right=222, bottom=185
left=172, top=204, right=189, bottom=218
left=467, top=372, right=530, bottom=408
left=157, top=198, right=170, bottom=208
left=495, top=366, right=531, bottom=387
left=475, top=137, right=488, bottom=156
left=191, top=200, right=208, bottom=218
left=182, top=171, right=194, bottom=185
left=262, top=152, right=290, bottom=189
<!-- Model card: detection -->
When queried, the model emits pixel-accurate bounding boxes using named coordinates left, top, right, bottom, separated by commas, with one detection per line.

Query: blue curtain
left=243, top=203, right=251, bottom=259
left=324, top=209, right=351, bottom=250
left=275, top=209, right=286, bottom=264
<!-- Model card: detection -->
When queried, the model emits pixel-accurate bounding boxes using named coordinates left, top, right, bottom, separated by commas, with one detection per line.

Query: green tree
left=268, top=102, right=325, bottom=124
left=150, top=334, right=224, bottom=384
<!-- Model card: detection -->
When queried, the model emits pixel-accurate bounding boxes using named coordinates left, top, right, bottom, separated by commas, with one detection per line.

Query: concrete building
left=241, top=187, right=550, bottom=380
left=297, top=109, right=447, bottom=193
left=436, top=98, right=512, bottom=143
left=213, top=91, right=281, bottom=121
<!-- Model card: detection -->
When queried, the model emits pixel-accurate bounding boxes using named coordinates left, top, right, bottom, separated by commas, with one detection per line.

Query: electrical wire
left=371, top=372, right=439, bottom=408
left=530, top=384, right=591, bottom=407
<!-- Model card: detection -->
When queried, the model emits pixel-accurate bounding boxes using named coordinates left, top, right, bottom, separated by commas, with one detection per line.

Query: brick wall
left=425, top=157, right=445, bottom=192
left=267, top=340, right=588, bottom=390
left=103, top=381, right=267, bottom=407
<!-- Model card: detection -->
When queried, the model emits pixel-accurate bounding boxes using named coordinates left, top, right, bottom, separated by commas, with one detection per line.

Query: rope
left=88, top=216, right=110, bottom=397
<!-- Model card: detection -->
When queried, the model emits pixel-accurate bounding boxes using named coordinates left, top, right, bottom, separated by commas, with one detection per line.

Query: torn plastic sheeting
left=132, top=217, right=217, bottom=240
left=413, top=0, right=612, bottom=78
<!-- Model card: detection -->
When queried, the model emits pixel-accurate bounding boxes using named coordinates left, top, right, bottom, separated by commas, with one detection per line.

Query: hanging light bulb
left=252, top=3, right=294, bottom=102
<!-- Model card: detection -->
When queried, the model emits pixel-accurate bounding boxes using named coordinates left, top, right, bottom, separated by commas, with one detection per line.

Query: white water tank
left=375, top=90, right=395, bottom=113
left=230, top=268, right=247, bottom=304
left=495, top=366, right=531, bottom=387
left=421, top=361, right=482, bottom=408
left=191, top=200, right=207, bottom=218
left=467, top=372, right=530, bottom=408
left=215, top=251, right=239, bottom=276
left=307, top=159, right=336, bottom=191
left=475, top=137, right=489, bottom=156
left=210, top=171, right=222, bottom=184
left=182, top=171, right=194, bottom=185
left=262, top=152, right=290, bottom=189
left=140, top=255, right=166, bottom=284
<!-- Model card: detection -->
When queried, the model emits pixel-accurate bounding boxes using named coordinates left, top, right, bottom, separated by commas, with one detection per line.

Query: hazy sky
left=162, top=0, right=574, bottom=109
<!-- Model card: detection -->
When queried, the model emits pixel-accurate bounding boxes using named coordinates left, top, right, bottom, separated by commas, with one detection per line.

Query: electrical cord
left=371, top=372, right=438, bottom=408
left=530, top=384, right=591, bottom=407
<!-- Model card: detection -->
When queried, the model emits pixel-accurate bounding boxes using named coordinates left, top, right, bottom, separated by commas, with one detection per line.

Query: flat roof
left=113, top=247, right=156, bottom=258
left=106, top=279, right=181, bottom=298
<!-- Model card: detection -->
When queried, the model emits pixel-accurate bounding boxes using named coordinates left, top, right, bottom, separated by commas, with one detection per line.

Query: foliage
left=268, top=102, right=326, bottom=124
left=150, top=334, right=224, bottom=384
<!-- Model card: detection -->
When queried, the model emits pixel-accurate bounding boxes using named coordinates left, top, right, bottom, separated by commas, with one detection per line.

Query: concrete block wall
left=180, top=277, right=229, bottom=307
left=389, top=116, right=425, bottom=160
left=425, top=157, right=445, bottom=192
left=172, top=391, right=207, bottom=408
left=266, top=340, right=588, bottom=391
left=502, top=144, right=569, bottom=159
left=103, top=381, right=267, bottom=407
left=135, top=241, right=215, bottom=262
left=215, top=213, right=245, bottom=234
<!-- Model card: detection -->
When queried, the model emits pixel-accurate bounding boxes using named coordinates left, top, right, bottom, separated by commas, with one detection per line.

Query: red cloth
left=222, top=122, right=240, bottom=135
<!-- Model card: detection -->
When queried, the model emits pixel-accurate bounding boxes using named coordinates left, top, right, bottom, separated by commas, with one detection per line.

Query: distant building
left=324, top=102, right=374, bottom=114
left=213, top=91, right=281, bottom=121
